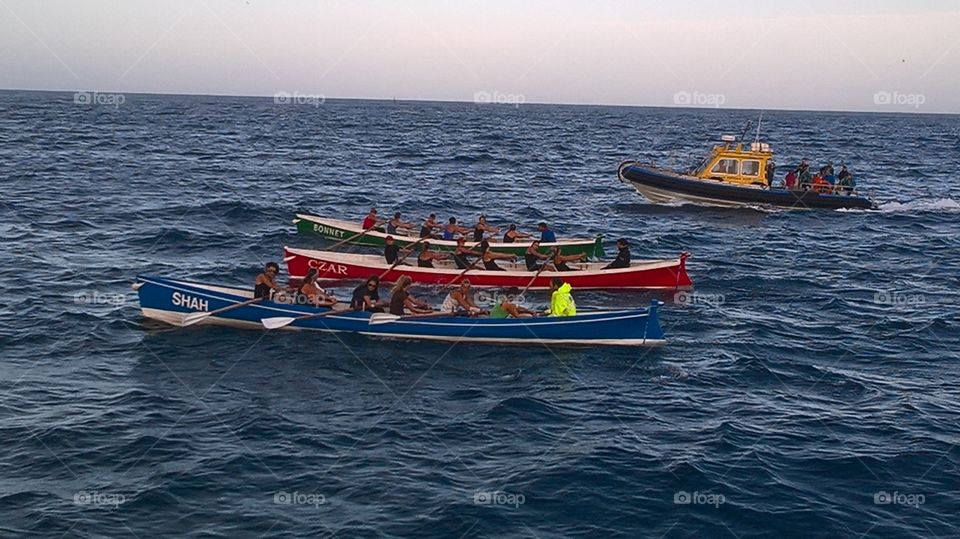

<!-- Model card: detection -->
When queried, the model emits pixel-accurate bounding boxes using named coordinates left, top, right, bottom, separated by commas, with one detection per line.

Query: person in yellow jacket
left=546, top=278, right=576, bottom=317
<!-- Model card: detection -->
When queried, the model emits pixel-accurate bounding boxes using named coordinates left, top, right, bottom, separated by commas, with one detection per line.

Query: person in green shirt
left=490, top=288, right=537, bottom=318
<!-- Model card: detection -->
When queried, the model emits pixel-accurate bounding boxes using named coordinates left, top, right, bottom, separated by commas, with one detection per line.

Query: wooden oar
left=181, top=297, right=263, bottom=327
left=378, top=234, right=432, bottom=279
left=518, top=248, right=557, bottom=295
left=443, top=256, right=482, bottom=289
left=368, top=311, right=452, bottom=325
left=261, top=307, right=345, bottom=330
left=327, top=221, right=382, bottom=251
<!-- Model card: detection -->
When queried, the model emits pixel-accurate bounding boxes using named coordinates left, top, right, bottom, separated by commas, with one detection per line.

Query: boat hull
left=283, top=247, right=693, bottom=290
left=618, top=162, right=875, bottom=210
left=134, top=275, right=666, bottom=346
left=294, top=214, right=605, bottom=258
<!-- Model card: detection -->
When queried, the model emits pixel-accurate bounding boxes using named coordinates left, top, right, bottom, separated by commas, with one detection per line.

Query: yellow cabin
left=693, top=135, right=775, bottom=187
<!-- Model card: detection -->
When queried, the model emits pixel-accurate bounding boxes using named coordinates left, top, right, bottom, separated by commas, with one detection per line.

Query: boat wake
left=876, top=198, right=960, bottom=213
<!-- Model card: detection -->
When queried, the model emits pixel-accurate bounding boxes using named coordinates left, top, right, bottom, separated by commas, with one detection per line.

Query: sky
left=1, top=0, right=959, bottom=112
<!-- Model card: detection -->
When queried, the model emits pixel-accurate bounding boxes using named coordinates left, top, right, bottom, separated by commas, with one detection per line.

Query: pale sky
left=2, top=0, right=959, bottom=112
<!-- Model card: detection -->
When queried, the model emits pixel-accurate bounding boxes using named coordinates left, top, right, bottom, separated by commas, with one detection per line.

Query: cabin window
left=741, top=160, right=761, bottom=176
left=711, top=159, right=739, bottom=175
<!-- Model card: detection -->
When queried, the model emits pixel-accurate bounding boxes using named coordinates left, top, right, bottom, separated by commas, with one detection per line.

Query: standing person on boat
left=388, top=275, right=432, bottom=315
left=502, top=224, right=532, bottom=243
left=383, top=236, right=411, bottom=265
left=453, top=237, right=483, bottom=269
left=784, top=168, right=799, bottom=190
left=351, top=276, right=386, bottom=312
left=798, top=162, right=813, bottom=190
left=298, top=268, right=338, bottom=307
left=490, top=287, right=537, bottom=318
left=551, top=250, right=586, bottom=272
left=524, top=241, right=553, bottom=271
left=443, top=217, right=471, bottom=240
left=361, top=208, right=383, bottom=230
left=420, top=214, right=442, bottom=238
left=254, top=262, right=282, bottom=299
left=765, top=161, right=776, bottom=186
left=473, top=215, right=499, bottom=242
left=479, top=240, right=517, bottom=271
left=417, top=242, right=448, bottom=268
left=537, top=222, right=557, bottom=243
left=603, top=239, right=631, bottom=270
left=440, top=280, right=484, bottom=315
left=837, top=166, right=855, bottom=195
left=386, top=212, right=415, bottom=235
left=545, top=278, right=576, bottom=317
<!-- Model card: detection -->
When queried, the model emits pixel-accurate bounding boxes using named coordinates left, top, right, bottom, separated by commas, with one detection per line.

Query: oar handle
left=519, top=248, right=557, bottom=295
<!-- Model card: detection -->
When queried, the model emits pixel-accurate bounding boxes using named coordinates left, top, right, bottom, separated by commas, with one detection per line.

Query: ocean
left=1, top=90, right=958, bottom=537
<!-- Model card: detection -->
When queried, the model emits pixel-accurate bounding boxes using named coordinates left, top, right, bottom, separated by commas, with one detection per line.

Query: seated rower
left=524, top=241, right=553, bottom=271
left=443, top=217, right=471, bottom=240
left=298, top=268, right=337, bottom=307
left=551, top=250, right=586, bottom=272
left=383, top=236, right=411, bottom=265
left=489, top=288, right=537, bottom=318
left=473, top=215, right=499, bottom=242
left=254, top=262, right=282, bottom=299
left=361, top=208, right=382, bottom=230
left=502, top=224, right=532, bottom=243
left=537, top=222, right=557, bottom=243
left=351, top=276, right=386, bottom=312
left=441, top=280, right=484, bottom=315
left=453, top=237, right=483, bottom=269
left=479, top=239, right=517, bottom=271
left=812, top=174, right=831, bottom=194
left=417, top=242, right=448, bottom=268
left=386, top=212, right=415, bottom=235
left=420, top=214, right=441, bottom=238
left=602, top=238, right=631, bottom=270
left=545, top=278, right=576, bottom=317
left=388, top=275, right=432, bottom=315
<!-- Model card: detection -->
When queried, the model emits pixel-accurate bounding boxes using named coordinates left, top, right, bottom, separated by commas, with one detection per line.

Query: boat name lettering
left=307, top=260, right=349, bottom=275
left=312, top=224, right=346, bottom=238
left=172, top=292, right=209, bottom=311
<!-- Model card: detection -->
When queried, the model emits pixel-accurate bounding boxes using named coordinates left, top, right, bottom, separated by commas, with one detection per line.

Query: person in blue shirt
left=538, top=222, right=556, bottom=243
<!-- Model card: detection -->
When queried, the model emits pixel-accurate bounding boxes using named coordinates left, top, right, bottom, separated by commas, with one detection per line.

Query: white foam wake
left=877, top=198, right=960, bottom=213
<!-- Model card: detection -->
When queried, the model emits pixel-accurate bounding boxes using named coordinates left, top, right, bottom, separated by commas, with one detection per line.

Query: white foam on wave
left=877, top=198, right=960, bottom=213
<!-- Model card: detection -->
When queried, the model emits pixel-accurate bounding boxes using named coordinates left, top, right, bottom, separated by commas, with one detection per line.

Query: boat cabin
left=694, top=135, right=775, bottom=186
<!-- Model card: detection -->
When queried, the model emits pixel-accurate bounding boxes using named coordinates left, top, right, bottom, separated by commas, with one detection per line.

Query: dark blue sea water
left=1, top=90, right=958, bottom=538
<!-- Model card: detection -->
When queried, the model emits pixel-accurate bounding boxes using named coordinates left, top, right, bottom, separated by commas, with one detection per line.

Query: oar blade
left=261, top=317, right=297, bottom=330
left=368, top=313, right=400, bottom=325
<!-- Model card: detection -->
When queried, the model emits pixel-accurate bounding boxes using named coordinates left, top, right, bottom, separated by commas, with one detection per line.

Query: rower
left=351, top=276, right=386, bottom=312
left=603, top=238, right=631, bottom=270
left=388, top=275, right=432, bottom=315
left=420, top=213, right=441, bottom=238
left=386, top=212, right=415, bottom=235
left=538, top=222, right=557, bottom=243
left=361, top=208, right=381, bottom=230
left=473, top=215, right=499, bottom=242
left=545, top=278, right=576, bottom=317
left=443, top=217, right=471, bottom=240
left=551, top=250, right=586, bottom=272
left=416, top=242, right=447, bottom=268
left=453, top=237, right=483, bottom=269
left=502, top=224, right=532, bottom=243
left=441, top=280, right=484, bottom=315
left=383, top=236, right=408, bottom=265
left=254, top=262, right=282, bottom=299
left=490, top=288, right=537, bottom=319
left=479, top=239, right=516, bottom=271
left=297, top=268, right=337, bottom=307
left=524, top=241, right=553, bottom=271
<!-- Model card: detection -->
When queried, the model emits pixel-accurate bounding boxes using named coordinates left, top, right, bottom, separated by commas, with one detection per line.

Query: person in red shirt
left=361, top=208, right=382, bottom=230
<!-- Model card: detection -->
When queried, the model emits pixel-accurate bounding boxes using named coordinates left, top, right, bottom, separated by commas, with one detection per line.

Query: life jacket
left=548, top=283, right=576, bottom=317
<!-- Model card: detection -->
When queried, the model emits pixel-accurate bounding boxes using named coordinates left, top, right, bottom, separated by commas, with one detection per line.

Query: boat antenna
left=739, top=120, right=752, bottom=143
left=755, top=111, right=764, bottom=143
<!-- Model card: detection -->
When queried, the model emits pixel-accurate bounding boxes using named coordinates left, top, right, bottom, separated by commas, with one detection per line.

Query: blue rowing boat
left=133, top=275, right=667, bottom=347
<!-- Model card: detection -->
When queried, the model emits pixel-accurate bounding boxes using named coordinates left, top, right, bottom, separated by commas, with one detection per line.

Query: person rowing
left=489, top=287, right=537, bottom=318
left=386, top=212, right=415, bottom=235
left=473, top=215, right=499, bottom=242
left=502, top=224, right=532, bottom=243
left=440, top=280, right=484, bottom=315
left=297, top=268, right=338, bottom=307
left=254, top=262, right=282, bottom=299
left=383, top=236, right=411, bottom=265
left=443, top=217, right=471, bottom=240
left=479, top=239, right=517, bottom=271
left=420, top=213, right=442, bottom=238
left=361, top=208, right=383, bottom=230
left=602, top=238, right=631, bottom=270
left=453, top=237, right=483, bottom=269
left=388, top=275, right=432, bottom=315
left=537, top=222, right=557, bottom=243
left=524, top=241, right=553, bottom=271
left=551, top=250, right=586, bottom=272
left=351, top=275, right=386, bottom=312
left=416, top=241, right=448, bottom=268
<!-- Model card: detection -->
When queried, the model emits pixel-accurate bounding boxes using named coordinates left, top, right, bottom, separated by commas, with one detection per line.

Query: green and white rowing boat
left=293, top=214, right=605, bottom=258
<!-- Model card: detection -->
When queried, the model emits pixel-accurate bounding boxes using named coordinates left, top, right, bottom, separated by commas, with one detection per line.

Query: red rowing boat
left=284, top=247, right=692, bottom=290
